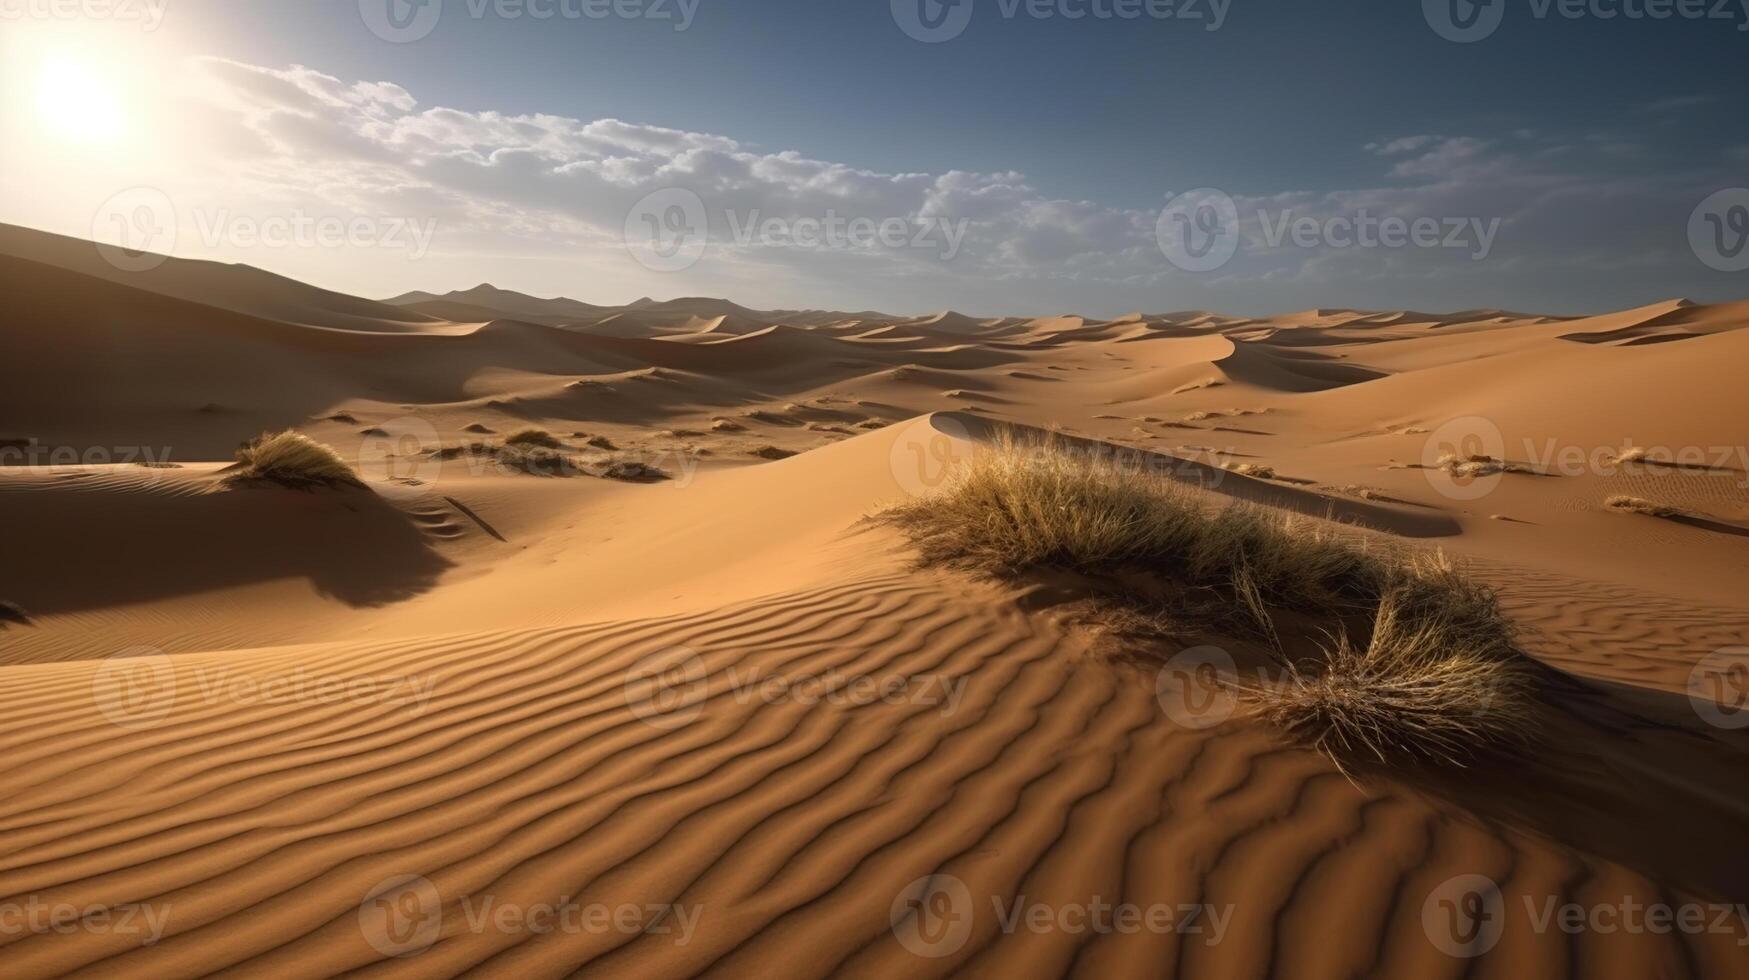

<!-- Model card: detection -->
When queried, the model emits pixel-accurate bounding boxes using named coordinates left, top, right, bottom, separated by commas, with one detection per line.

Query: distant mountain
left=382, top=283, right=612, bottom=322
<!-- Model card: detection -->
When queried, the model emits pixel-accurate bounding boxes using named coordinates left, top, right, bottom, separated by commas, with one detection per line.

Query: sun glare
left=33, top=55, right=126, bottom=145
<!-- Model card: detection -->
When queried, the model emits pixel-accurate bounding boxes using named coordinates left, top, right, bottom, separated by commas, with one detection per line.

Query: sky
left=2, top=0, right=1746, bottom=317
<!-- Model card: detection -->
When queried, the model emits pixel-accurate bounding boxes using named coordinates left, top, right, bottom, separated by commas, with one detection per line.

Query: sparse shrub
left=505, top=429, right=563, bottom=450
left=876, top=434, right=1534, bottom=768
left=750, top=446, right=796, bottom=460
left=1223, top=462, right=1277, bottom=480
left=229, top=431, right=362, bottom=489
left=595, top=459, right=670, bottom=483
left=1604, top=495, right=1681, bottom=518
left=0, top=601, right=30, bottom=628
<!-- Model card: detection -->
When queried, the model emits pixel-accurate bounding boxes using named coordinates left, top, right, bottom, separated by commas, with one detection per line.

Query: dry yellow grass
left=878, top=434, right=1534, bottom=767
left=230, top=431, right=361, bottom=489
left=1604, top=494, right=1681, bottom=518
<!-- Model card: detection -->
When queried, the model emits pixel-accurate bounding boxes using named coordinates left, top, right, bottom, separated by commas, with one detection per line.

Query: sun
left=33, top=55, right=126, bottom=145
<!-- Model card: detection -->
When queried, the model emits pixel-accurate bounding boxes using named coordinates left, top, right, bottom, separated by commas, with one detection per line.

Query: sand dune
left=3, top=223, right=1747, bottom=977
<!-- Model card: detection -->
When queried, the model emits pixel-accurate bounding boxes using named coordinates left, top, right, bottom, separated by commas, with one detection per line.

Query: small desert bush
left=505, top=429, right=563, bottom=450
left=230, top=431, right=361, bottom=489
left=1604, top=495, right=1681, bottom=518
left=0, top=600, right=30, bottom=628
left=878, top=434, right=1532, bottom=767
left=1222, top=461, right=1277, bottom=480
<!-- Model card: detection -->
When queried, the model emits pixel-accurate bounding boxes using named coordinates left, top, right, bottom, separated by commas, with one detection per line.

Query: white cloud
left=131, top=58, right=1738, bottom=315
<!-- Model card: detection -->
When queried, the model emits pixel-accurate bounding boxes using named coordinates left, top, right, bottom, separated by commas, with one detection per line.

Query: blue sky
left=4, top=0, right=1747, bottom=315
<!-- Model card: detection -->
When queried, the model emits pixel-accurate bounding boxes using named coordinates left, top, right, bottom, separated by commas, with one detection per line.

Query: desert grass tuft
left=877, top=433, right=1535, bottom=767
left=1604, top=495, right=1681, bottom=518
left=504, top=428, right=563, bottom=450
left=0, top=600, right=31, bottom=628
left=230, top=431, right=362, bottom=489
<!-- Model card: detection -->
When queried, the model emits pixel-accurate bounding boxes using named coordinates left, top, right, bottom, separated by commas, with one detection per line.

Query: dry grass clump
left=877, top=434, right=1533, bottom=767
left=1434, top=453, right=1508, bottom=478
left=1252, top=560, right=1528, bottom=768
left=505, top=429, right=563, bottom=450
left=1222, top=462, right=1278, bottom=480
left=230, top=431, right=362, bottom=489
left=1604, top=495, right=1681, bottom=518
left=0, top=600, right=31, bottom=628
left=594, top=459, right=670, bottom=483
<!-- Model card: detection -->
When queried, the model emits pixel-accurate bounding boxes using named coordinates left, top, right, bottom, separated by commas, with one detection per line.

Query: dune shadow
left=0, top=478, right=453, bottom=613
left=1667, top=514, right=1749, bottom=538
left=1346, top=668, right=1749, bottom=904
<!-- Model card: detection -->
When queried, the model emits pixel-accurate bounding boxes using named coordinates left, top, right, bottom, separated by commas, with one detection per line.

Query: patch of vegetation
left=505, top=429, right=563, bottom=450
left=876, top=434, right=1535, bottom=769
left=1604, top=495, right=1681, bottom=518
left=229, top=431, right=363, bottom=489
